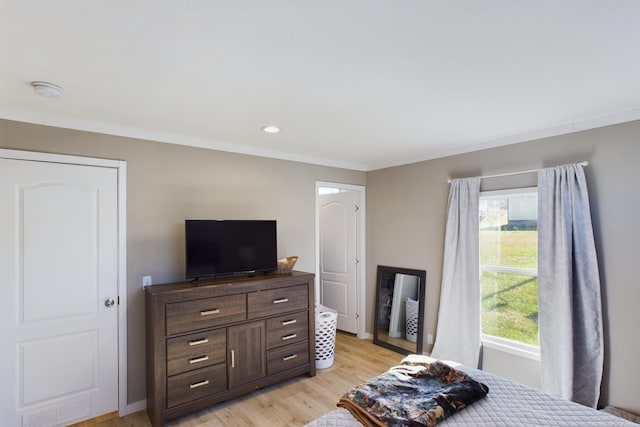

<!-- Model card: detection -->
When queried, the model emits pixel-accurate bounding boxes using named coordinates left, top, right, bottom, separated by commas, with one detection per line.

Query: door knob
left=104, top=298, right=116, bottom=308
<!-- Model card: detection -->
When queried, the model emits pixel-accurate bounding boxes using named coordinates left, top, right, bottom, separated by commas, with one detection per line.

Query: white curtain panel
left=538, top=163, right=603, bottom=408
left=431, top=177, right=481, bottom=367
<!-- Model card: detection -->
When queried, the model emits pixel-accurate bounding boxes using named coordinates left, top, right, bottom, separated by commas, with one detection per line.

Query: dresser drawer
left=167, top=364, right=226, bottom=408
left=167, top=329, right=226, bottom=376
left=266, top=311, right=309, bottom=350
left=248, top=284, right=308, bottom=319
left=267, top=341, right=309, bottom=375
left=166, top=294, right=246, bottom=335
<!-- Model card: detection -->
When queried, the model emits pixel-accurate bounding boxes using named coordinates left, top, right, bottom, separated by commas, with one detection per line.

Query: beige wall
left=0, top=119, right=365, bottom=405
left=366, top=120, right=640, bottom=413
left=3, top=117, right=639, bottom=414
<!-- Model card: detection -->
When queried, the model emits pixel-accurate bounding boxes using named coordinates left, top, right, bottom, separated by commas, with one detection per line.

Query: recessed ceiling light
left=261, top=125, right=281, bottom=134
left=31, top=81, right=63, bottom=98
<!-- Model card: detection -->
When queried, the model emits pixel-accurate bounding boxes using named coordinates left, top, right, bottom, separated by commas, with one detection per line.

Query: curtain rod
left=447, top=161, right=589, bottom=184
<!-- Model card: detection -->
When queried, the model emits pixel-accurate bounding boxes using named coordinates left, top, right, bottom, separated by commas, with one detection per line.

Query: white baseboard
left=120, top=399, right=146, bottom=417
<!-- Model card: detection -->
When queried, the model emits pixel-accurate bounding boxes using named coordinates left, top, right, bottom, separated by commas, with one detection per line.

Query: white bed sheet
left=304, top=365, right=637, bottom=427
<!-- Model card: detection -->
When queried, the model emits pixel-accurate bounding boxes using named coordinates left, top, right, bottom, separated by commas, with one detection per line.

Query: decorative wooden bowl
left=276, top=256, right=298, bottom=274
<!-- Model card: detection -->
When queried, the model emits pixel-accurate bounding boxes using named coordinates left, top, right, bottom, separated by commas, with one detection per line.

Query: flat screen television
left=185, top=219, right=277, bottom=280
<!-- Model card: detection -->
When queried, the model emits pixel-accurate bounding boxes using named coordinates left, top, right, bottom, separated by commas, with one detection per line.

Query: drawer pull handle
left=200, top=309, right=220, bottom=316
left=188, top=338, right=209, bottom=346
left=230, top=349, right=236, bottom=368
left=281, top=319, right=297, bottom=326
left=282, top=354, right=298, bottom=361
left=189, top=380, right=210, bottom=389
left=273, top=298, right=289, bottom=304
left=189, top=355, right=209, bottom=364
left=282, top=333, right=297, bottom=341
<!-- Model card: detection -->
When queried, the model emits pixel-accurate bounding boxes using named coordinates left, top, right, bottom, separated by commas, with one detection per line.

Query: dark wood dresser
left=145, top=271, right=315, bottom=426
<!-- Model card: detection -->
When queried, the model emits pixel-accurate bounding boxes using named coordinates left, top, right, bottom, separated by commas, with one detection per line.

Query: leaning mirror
left=373, top=265, right=426, bottom=355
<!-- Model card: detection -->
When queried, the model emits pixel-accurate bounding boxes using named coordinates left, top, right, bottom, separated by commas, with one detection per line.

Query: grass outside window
left=481, top=270, right=539, bottom=346
left=480, top=193, right=539, bottom=348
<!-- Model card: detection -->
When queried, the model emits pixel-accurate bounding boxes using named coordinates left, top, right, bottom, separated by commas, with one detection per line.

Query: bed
left=305, top=355, right=637, bottom=427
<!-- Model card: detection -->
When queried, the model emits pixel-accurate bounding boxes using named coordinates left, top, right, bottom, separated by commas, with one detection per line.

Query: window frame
left=479, top=186, right=540, bottom=360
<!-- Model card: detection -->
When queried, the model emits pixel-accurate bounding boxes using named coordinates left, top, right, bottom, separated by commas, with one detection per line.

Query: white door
left=0, top=158, right=119, bottom=427
left=319, top=189, right=358, bottom=333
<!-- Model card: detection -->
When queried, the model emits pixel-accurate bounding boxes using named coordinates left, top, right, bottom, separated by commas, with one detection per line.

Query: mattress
left=305, top=364, right=637, bottom=427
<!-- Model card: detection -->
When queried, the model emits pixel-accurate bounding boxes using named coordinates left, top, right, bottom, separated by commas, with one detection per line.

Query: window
left=479, top=188, right=539, bottom=358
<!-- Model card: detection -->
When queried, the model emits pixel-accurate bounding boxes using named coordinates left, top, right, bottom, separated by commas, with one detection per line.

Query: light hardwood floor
left=93, top=332, right=402, bottom=427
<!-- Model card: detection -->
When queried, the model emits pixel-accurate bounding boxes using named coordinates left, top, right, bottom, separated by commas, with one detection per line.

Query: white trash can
left=315, top=304, right=338, bottom=369
left=405, top=297, right=419, bottom=343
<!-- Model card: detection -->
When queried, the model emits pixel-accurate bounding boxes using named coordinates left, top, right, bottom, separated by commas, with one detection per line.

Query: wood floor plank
left=68, top=411, right=119, bottom=427
left=91, top=332, right=402, bottom=427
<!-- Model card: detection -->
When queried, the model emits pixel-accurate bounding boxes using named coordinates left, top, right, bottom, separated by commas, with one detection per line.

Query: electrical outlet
left=427, top=333, right=434, bottom=345
left=143, top=275, right=152, bottom=287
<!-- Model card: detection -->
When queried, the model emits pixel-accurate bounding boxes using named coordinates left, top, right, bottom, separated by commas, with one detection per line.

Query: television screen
left=185, top=220, right=277, bottom=279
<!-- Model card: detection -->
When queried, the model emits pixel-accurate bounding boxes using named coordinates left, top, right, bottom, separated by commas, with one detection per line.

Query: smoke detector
left=31, top=81, right=63, bottom=98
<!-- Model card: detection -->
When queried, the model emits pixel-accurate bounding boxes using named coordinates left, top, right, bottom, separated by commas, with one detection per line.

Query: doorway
left=315, top=182, right=365, bottom=337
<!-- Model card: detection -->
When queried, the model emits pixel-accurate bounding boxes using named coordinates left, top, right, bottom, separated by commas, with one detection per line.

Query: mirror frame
left=373, top=265, right=427, bottom=355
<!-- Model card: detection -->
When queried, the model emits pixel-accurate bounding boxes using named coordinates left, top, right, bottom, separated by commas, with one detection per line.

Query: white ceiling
left=1, top=1, right=640, bottom=171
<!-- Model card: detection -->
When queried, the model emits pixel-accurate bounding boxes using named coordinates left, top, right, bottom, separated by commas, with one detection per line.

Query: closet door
left=0, top=158, right=119, bottom=426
